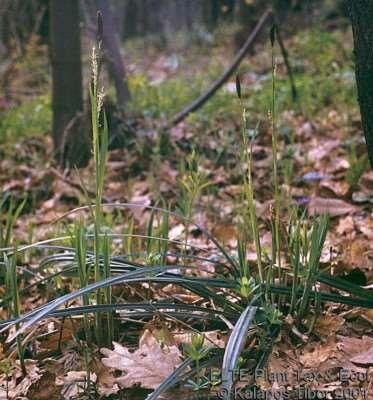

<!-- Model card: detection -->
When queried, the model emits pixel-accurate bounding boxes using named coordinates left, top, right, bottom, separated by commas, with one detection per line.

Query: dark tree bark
left=347, top=0, right=373, bottom=168
left=50, top=0, right=88, bottom=167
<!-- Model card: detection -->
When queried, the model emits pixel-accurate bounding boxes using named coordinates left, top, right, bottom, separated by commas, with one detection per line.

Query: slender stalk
left=123, top=218, right=134, bottom=261
left=103, top=233, right=114, bottom=344
left=178, top=151, right=211, bottom=265
left=270, top=27, right=282, bottom=286
left=90, top=26, right=108, bottom=345
left=238, top=94, right=263, bottom=285
left=5, top=251, right=26, bottom=376
left=74, top=222, right=91, bottom=343
left=297, top=215, right=329, bottom=322
left=159, top=210, right=169, bottom=266
left=90, top=44, right=101, bottom=344
left=74, top=222, right=92, bottom=394
left=289, top=221, right=300, bottom=314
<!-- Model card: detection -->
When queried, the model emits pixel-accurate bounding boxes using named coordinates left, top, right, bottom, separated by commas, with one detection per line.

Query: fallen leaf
left=106, top=181, right=127, bottom=200
left=335, top=336, right=373, bottom=372
left=352, top=191, right=373, bottom=204
left=100, top=329, right=183, bottom=389
left=355, top=216, right=373, bottom=239
left=52, top=179, right=85, bottom=204
left=267, top=344, right=300, bottom=388
left=308, top=197, right=357, bottom=217
left=168, top=224, right=185, bottom=240
left=320, top=180, right=349, bottom=197
left=308, top=139, right=340, bottom=163
left=212, top=224, right=236, bottom=244
left=360, top=170, right=373, bottom=189
left=336, top=216, right=355, bottom=235
left=314, top=314, right=345, bottom=338
left=350, top=347, right=373, bottom=367
left=56, top=371, right=97, bottom=400
left=96, top=367, right=120, bottom=397
left=129, top=193, right=151, bottom=222
left=326, top=157, right=350, bottom=174
left=299, top=337, right=337, bottom=368
left=0, top=360, right=41, bottom=400
left=28, top=371, right=61, bottom=400
left=340, top=239, right=371, bottom=270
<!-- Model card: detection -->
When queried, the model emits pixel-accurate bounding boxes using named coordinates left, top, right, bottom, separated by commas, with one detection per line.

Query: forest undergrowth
left=0, top=17, right=372, bottom=400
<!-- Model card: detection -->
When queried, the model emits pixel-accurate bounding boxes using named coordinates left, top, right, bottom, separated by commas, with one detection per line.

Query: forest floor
left=0, top=18, right=372, bottom=400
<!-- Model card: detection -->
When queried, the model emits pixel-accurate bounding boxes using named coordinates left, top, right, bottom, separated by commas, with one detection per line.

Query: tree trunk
left=347, top=0, right=373, bottom=168
left=50, top=0, right=87, bottom=166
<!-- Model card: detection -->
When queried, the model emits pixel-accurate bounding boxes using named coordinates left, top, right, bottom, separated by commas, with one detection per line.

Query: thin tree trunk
left=347, top=0, right=373, bottom=168
left=50, top=0, right=83, bottom=154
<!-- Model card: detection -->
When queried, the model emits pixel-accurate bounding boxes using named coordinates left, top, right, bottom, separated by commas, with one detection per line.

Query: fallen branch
left=169, top=8, right=273, bottom=127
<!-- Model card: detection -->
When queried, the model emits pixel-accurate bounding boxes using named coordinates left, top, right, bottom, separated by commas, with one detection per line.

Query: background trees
left=1, top=0, right=371, bottom=168
left=347, top=0, right=373, bottom=167
left=50, top=0, right=84, bottom=166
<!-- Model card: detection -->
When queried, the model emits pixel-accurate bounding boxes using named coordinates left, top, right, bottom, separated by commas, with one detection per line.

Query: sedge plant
left=236, top=75, right=264, bottom=289
left=89, top=12, right=110, bottom=346
left=1, top=21, right=372, bottom=400
left=177, top=149, right=212, bottom=257
left=0, top=196, right=25, bottom=254
left=73, top=220, right=93, bottom=391
left=270, top=25, right=282, bottom=288
left=184, top=334, right=211, bottom=391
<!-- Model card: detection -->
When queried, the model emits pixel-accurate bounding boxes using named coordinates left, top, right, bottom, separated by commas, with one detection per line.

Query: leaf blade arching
left=221, top=305, right=257, bottom=399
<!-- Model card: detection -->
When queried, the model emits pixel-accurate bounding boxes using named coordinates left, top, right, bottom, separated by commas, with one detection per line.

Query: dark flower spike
left=97, top=10, right=103, bottom=44
left=270, top=24, right=276, bottom=47
left=236, top=74, right=241, bottom=99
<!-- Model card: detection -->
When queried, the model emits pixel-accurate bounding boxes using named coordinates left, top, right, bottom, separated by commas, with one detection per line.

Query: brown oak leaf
left=100, top=329, right=183, bottom=389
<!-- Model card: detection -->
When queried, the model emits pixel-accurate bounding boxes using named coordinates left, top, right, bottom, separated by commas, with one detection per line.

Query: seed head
left=97, top=87, right=105, bottom=116
left=270, top=24, right=276, bottom=47
left=236, top=74, right=241, bottom=99
left=91, top=46, right=98, bottom=90
left=97, top=11, right=103, bottom=44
